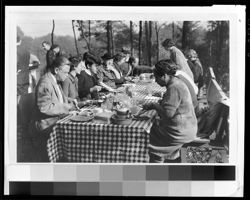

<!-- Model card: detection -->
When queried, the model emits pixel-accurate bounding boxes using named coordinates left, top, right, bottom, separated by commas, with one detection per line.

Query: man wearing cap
left=162, top=38, right=194, bottom=80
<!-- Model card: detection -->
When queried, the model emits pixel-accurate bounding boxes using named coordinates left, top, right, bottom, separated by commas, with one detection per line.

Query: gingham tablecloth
left=47, top=82, right=165, bottom=163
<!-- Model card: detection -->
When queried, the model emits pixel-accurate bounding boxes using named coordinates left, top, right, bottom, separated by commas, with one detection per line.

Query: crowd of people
left=17, top=34, right=206, bottom=163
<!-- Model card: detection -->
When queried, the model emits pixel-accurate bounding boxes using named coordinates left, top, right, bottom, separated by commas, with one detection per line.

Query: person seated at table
left=62, top=56, right=84, bottom=101
left=185, top=49, right=204, bottom=97
left=156, top=59, right=199, bottom=115
left=78, top=57, right=102, bottom=100
left=97, top=53, right=118, bottom=90
left=112, top=53, right=127, bottom=86
left=119, top=48, right=133, bottom=77
left=128, top=56, right=139, bottom=76
left=142, top=59, right=197, bottom=163
left=162, top=38, right=194, bottom=80
left=31, top=56, right=77, bottom=162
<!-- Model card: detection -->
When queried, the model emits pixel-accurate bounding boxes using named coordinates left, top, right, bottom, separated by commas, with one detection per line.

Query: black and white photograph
left=15, top=18, right=231, bottom=163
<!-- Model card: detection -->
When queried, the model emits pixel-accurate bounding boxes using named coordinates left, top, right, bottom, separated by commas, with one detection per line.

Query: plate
left=110, top=115, right=132, bottom=125
left=70, top=115, right=94, bottom=122
left=78, top=109, right=94, bottom=116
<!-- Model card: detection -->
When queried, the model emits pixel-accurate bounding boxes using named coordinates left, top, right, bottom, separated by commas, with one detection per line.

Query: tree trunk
left=145, top=21, right=149, bottom=65
left=155, top=22, right=159, bottom=62
left=88, top=20, right=91, bottom=49
left=148, top=21, right=152, bottom=66
left=182, top=21, right=190, bottom=51
left=172, top=21, right=175, bottom=41
left=51, top=20, right=55, bottom=45
left=139, top=21, right=142, bottom=65
left=110, top=22, right=114, bottom=56
left=72, top=20, right=79, bottom=57
left=79, top=21, right=91, bottom=51
left=130, top=21, right=133, bottom=56
left=106, top=21, right=111, bottom=54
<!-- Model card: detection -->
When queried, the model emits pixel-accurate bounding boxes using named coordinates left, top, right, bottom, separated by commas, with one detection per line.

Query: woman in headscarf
left=143, top=59, right=197, bottom=163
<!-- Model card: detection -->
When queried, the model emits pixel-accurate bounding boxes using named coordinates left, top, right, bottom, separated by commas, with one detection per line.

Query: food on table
left=94, top=111, right=113, bottom=123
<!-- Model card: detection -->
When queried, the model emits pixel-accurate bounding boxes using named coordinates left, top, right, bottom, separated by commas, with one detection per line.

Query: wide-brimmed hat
left=101, top=53, right=113, bottom=61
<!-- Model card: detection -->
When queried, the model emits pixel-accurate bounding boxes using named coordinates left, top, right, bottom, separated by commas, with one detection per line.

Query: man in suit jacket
left=31, top=56, right=75, bottom=162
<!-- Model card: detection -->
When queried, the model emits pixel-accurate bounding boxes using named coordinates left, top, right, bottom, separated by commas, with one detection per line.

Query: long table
left=47, top=82, right=166, bottom=162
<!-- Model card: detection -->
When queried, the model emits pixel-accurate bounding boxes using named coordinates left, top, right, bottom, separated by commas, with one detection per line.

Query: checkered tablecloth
left=47, top=82, right=166, bottom=163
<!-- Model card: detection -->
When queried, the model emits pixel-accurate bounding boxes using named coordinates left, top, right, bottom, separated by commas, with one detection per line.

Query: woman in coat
left=143, top=59, right=197, bottom=163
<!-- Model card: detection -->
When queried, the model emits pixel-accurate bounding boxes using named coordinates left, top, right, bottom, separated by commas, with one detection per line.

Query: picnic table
left=47, top=81, right=166, bottom=162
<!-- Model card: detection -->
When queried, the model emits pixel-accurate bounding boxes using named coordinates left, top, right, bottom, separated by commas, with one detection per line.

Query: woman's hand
left=142, top=103, right=156, bottom=110
left=90, top=85, right=102, bottom=93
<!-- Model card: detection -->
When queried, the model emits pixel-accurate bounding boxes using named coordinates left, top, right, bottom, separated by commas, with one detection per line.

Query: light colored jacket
left=170, top=46, right=194, bottom=80
left=33, top=72, right=70, bottom=132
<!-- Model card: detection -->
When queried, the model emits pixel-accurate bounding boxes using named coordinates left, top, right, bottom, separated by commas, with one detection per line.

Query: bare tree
left=182, top=21, right=191, bottom=51
left=130, top=21, right=133, bottom=56
left=72, top=20, right=79, bottom=56
left=148, top=21, right=152, bottom=66
left=106, top=21, right=111, bottom=54
left=88, top=20, right=91, bottom=47
left=110, top=21, right=114, bottom=56
left=154, top=22, right=166, bottom=62
left=76, top=20, right=91, bottom=51
left=145, top=21, right=149, bottom=65
left=172, top=21, right=175, bottom=41
left=51, top=19, right=55, bottom=45
left=139, top=21, right=142, bottom=65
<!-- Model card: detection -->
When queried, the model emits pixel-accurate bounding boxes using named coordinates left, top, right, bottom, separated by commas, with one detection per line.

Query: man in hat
left=162, top=38, right=194, bottom=80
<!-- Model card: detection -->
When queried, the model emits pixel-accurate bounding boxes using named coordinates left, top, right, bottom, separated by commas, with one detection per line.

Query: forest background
left=17, top=20, right=229, bottom=91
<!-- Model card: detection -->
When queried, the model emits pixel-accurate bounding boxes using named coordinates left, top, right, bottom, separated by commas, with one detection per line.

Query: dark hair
left=83, top=52, right=101, bottom=65
left=85, top=57, right=97, bottom=69
left=42, top=41, right=50, bottom=46
left=51, top=44, right=60, bottom=50
left=68, top=56, right=82, bottom=71
left=49, top=56, right=71, bottom=73
left=128, top=56, right=136, bottom=64
left=113, top=53, right=126, bottom=63
left=154, top=59, right=178, bottom=77
left=101, top=53, right=113, bottom=61
left=161, top=38, right=175, bottom=48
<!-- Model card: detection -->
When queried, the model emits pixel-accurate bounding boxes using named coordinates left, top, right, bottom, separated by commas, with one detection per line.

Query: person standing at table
left=142, top=59, right=197, bottom=163
left=31, top=56, right=77, bottom=162
left=78, top=57, right=102, bottom=100
left=162, top=38, right=194, bottom=80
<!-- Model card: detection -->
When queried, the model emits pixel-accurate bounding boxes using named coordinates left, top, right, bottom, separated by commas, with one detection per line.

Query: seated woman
left=143, top=59, right=197, bottom=163
left=77, top=57, right=102, bottom=100
left=62, top=56, right=84, bottom=102
left=112, top=53, right=126, bottom=86
left=97, top=53, right=117, bottom=91
left=158, top=59, right=199, bottom=115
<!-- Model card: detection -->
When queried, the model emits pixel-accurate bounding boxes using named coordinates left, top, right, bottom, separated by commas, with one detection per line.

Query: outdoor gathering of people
left=17, top=31, right=229, bottom=163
